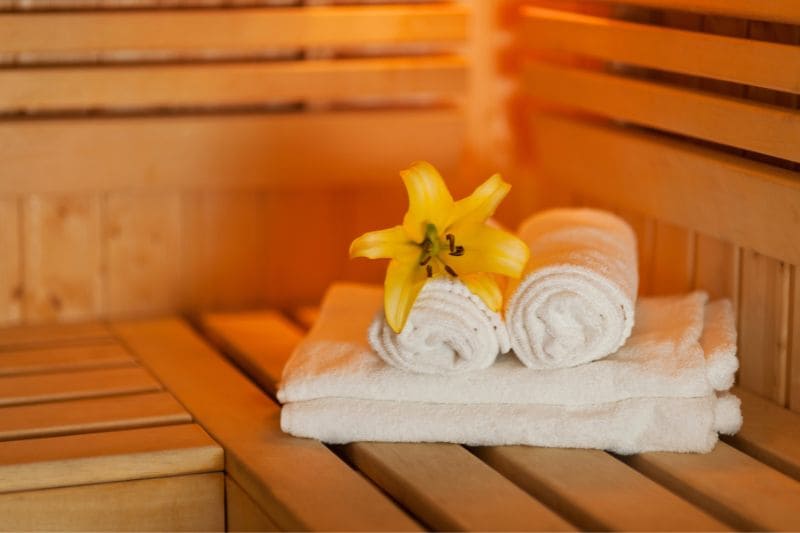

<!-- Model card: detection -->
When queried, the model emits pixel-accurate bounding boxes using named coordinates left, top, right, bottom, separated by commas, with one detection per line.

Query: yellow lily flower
left=349, top=161, right=530, bottom=333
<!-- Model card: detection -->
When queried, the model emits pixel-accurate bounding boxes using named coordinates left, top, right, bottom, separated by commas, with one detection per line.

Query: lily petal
left=443, top=224, right=530, bottom=278
left=449, top=174, right=511, bottom=229
left=349, top=225, right=415, bottom=259
left=400, top=161, right=454, bottom=242
left=384, top=257, right=428, bottom=333
left=462, top=273, right=503, bottom=312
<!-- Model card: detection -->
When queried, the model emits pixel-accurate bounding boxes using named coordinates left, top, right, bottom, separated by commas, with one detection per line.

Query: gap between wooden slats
left=586, top=0, right=800, bottom=26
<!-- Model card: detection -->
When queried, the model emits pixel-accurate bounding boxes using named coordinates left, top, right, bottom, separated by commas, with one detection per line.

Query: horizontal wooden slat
left=0, top=423, right=222, bottom=493
left=0, top=391, right=190, bottom=441
left=200, top=310, right=574, bottom=531
left=0, top=321, right=112, bottom=350
left=0, top=366, right=161, bottom=406
left=0, top=56, right=467, bottom=112
left=113, top=318, right=420, bottom=532
left=625, top=442, right=800, bottom=531
left=587, top=0, right=800, bottom=25
left=532, top=114, right=800, bottom=265
left=0, top=341, right=134, bottom=376
left=0, top=473, right=225, bottom=532
left=521, top=7, right=800, bottom=94
left=225, top=476, right=280, bottom=533
left=523, top=62, right=800, bottom=162
left=0, top=109, right=464, bottom=193
left=0, top=4, right=467, bottom=58
left=725, top=387, right=800, bottom=481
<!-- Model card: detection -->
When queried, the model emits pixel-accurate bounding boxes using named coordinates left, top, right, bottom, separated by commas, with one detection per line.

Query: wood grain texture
left=727, top=387, right=800, bottom=482
left=625, top=442, right=800, bottom=531
left=0, top=472, right=225, bottom=532
left=473, top=446, right=727, bottom=531
left=738, top=250, right=791, bottom=404
left=0, top=341, right=134, bottom=376
left=650, top=221, right=694, bottom=295
left=225, top=476, right=280, bottom=533
left=0, top=198, right=21, bottom=326
left=792, top=265, right=800, bottom=412
left=0, top=391, right=190, bottom=441
left=0, top=321, right=112, bottom=350
left=532, top=114, right=800, bottom=266
left=693, top=233, right=739, bottom=304
left=522, top=7, right=800, bottom=93
left=587, top=0, right=800, bottom=25
left=106, top=192, right=181, bottom=317
left=523, top=62, right=800, bottom=162
left=0, top=4, right=467, bottom=59
left=112, top=318, right=420, bottom=532
left=0, top=423, right=223, bottom=493
left=0, top=56, right=467, bottom=112
left=0, top=366, right=161, bottom=406
left=22, top=194, right=104, bottom=322
left=1, top=110, right=464, bottom=194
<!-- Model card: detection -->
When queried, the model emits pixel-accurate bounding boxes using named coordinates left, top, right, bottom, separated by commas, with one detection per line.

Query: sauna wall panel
left=0, top=199, right=22, bottom=326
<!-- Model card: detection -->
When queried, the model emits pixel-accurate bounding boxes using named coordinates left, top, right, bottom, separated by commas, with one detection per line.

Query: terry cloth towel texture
left=278, top=284, right=741, bottom=454
left=368, top=278, right=510, bottom=375
left=506, top=208, right=638, bottom=369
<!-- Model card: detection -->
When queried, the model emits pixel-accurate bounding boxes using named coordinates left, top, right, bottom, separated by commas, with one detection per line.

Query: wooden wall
left=0, top=0, right=470, bottom=324
left=516, top=0, right=800, bottom=410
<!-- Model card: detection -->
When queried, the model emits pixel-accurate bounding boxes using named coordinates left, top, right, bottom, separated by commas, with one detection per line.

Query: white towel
left=278, top=284, right=741, bottom=454
left=368, top=279, right=510, bottom=375
left=506, top=208, right=638, bottom=369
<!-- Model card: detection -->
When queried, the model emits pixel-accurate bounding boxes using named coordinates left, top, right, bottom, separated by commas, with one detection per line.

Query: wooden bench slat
left=0, top=341, right=135, bottom=376
left=0, top=366, right=161, bottom=406
left=0, top=322, right=112, bottom=350
left=0, top=472, right=225, bottom=532
left=0, top=423, right=222, bottom=493
left=521, top=7, right=800, bottom=94
left=523, top=61, right=800, bottom=162
left=586, top=0, right=800, bottom=25
left=725, top=386, right=800, bottom=481
left=625, top=442, right=800, bottom=531
left=200, top=311, right=576, bottom=532
left=0, top=56, right=466, bottom=112
left=112, top=318, right=420, bottom=532
left=0, top=391, right=190, bottom=441
left=0, top=110, right=464, bottom=194
left=0, top=4, right=467, bottom=58
left=225, top=476, right=280, bottom=533
left=532, top=114, right=800, bottom=266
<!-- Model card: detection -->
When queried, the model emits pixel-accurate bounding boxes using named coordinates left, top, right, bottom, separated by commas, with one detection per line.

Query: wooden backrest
left=0, top=0, right=469, bottom=324
left=517, top=1, right=800, bottom=410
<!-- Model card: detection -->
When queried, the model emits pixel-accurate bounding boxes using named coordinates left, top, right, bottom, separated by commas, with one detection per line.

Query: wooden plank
left=0, top=198, right=21, bottom=326
left=738, top=250, right=791, bottom=404
left=693, top=233, right=739, bottom=304
left=0, top=472, right=225, bottom=532
left=0, top=366, right=161, bottom=406
left=532, top=114, right=800, bottom=266
left=0, top=4, right=467, bottom=57
left=726, top=386, right=800, bottom=482
left=650, top=221, right=694, bottom=295
left=226, top=476, right=280, bottom=533
left=0, top=321, right=112, bottom=350
left=0, top=423, right=222, bottom=493
left=0, top=56, right=466, bottom=112
left=587, top=0, right=800, bottom=25
left=0, top=110, right=464, bottom=193
left=624, top=442, right=800, bottom=531
left=473, top=446, right=728, bottom=531
left=0, top=341, right=134, bottom=376
left=292, top=306, right=320, bottom=330
left=22, top=194, right=104, bottom=322
left=106, top=192, right=182, bottom=317
left=0, top=391, right=190, bottom=441
left=199, top=311, right=575, bottom=531
left=112, top=318, right=420, bottom=532
left=0, top=0, right=304, bottom=8
left=523, top=62, right=800, bottom=162
left=792, top=266, right=800, bottom=413
left=521, top=7, right=800, bottom=94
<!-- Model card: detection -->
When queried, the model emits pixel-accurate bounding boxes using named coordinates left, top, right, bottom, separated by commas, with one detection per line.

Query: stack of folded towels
left=279, top=209, right=742, bottom=454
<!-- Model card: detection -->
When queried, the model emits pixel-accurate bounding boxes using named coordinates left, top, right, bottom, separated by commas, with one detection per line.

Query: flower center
left=418, top=223, right=464, bottom=278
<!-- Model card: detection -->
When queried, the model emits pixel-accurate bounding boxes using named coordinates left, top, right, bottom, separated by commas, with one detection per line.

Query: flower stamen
left=450, top=245, right=464, bottom=257
left=426, top=265, right=433, bottom=278
left=444, top=265, right=458, bottom=277
left=419, top=255, right=432, bottom=266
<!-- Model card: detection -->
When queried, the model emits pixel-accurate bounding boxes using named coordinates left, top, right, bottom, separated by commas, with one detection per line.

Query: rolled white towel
left=506, top=208, right=638, bottom=369
left=368, top=278, right=510, bottom=375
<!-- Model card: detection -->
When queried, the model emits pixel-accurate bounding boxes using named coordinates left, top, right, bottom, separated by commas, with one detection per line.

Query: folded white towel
left=506, top=208, right=638, bottom=369
left=368, top=279, right=510, bottom=375
left=278, top=283, right=741, bottom=453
